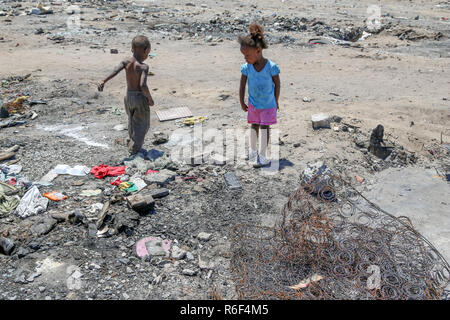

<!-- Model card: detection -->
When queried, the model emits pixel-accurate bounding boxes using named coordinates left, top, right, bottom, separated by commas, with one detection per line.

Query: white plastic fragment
left=15, top=186, right=49, bottom=218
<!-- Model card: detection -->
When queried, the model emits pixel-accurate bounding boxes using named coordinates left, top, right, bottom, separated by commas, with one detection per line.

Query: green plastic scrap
left=0, top=186, right=19, bottom=216
left=119, top=182, right=138, bottom=193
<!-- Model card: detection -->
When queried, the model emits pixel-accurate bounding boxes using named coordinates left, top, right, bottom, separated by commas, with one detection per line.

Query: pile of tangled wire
left=231, top=172, right=450, bottom=300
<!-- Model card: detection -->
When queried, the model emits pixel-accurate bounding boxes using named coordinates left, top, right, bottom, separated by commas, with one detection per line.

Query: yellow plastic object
left=182, top=116, right=207, bottom=125
left=5, top=96, right=29, bottom=114
left=12, top=96, right=29, bottom=104
left=119, top=182, right=132, bottom=191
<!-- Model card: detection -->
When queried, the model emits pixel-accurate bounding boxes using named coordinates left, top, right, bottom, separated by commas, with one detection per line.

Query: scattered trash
left=0, top=145, right=19, bottom=161
left=136, top=237, right=171, bottom=259
left=143, top=169, right=176, bottom=186
left=0, top=152, right=16, bottom=161
left=0, top=237, right=15, bottom=255
left=308, top=38, right=333, bottom=45
left=110, top=106, right=124, bottom=116
left=29, top=100, right=47, bottom=106
left=303, top=97, right=312, bottom=102
left=119, top=182, right=138, bottom=193
left=80, top=189, right=102, bottom=197
left=89, top=203, right=104, bottom=215
left=97, top=225, right=114, bottom=238
left=113, top=124, right=127, bottom=131
left=51, top=212, right=72, bottom=222
left=152, top=132, right=168, bottom=145
left=72, top=180, right=85, bottom=187
left=0, top=186, right=19, bottom=216
left=355, top=175, right=364, bottom=184
left=155, top=107, right=192, bottom=122
left=182, top=116, right=207, bottom=126
left=146, top=149, right=164, bottom=161
left=308, top=37, right=351, bottom=46
left=38, top=171, right=58, bottom=184
left=29, top=3, right=53, bottom=15
left=110, top=177, right=122, bottom=186
left=129, top=177, right=147, bottom=192
left=4, top=96, right=29, bottom=114
left=52, top=164, right=90, bottom=176
left=358, top=31, right=372, bottom=41
left=1, top=164, right=22, bottom=175
left=110, top=49, right=119, bottom=54
left=301, top=161, right=333, bottom=197
left=96, top=201, right=110, bottom=229
left=288, top=274, right=324, bottom=290
left=0, top=118, right=27, bottom=129
left=15, top=186, right=49, bottom=218
left=149, top=188, right=169, bottom=199
left=311, top=113, right=331, bottom=129
left=126, top=191, right=155, bottom=213
left=43, top=191, right=67, bottom=201
left=91, top=163, right=126, bottom=179
left=223, top=172, right=242, bottom=190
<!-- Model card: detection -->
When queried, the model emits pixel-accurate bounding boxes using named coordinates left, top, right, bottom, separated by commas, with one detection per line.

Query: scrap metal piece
left=155, top=107, right=192, bottom=122
left=224, top=172, right=242, bottom=190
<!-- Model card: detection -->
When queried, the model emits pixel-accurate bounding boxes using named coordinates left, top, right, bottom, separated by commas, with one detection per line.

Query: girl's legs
left=259, top=125, right=270, bottom=157
left=250, top=124, right=259, bottom=152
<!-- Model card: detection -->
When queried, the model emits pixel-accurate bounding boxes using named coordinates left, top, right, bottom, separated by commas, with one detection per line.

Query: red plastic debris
left=90, top=163, right=126, bottom=179
left=110, top=177, right=122, bottom=186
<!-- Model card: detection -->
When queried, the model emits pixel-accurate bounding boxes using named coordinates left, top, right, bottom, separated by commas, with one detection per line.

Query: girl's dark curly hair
left=238, top=22, right=268, bottom=49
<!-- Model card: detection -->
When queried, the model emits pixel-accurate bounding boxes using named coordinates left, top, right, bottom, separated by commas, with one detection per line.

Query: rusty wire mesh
left=231, top=174, right=450, bottom=300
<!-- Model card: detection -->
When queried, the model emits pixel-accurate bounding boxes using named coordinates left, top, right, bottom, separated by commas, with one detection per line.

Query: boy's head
left=238, top=23, right=268, bottom=64
left=131, top=35, right=151, bottom=60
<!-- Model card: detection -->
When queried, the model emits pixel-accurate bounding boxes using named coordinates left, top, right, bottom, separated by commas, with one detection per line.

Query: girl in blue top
left=239, top=23, right=281, bottom=168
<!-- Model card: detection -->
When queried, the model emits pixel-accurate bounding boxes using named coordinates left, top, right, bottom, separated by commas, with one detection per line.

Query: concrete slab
left=363, top=166, right=450, bottom=263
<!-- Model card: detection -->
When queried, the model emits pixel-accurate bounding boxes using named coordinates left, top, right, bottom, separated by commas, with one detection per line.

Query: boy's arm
left=140, top=65, right=154, bottom=106
left=239, top=74, right=248, bottom=111
left=98, top=59, right=128, bottom=91
left=273, top=75, right=280, bottom=109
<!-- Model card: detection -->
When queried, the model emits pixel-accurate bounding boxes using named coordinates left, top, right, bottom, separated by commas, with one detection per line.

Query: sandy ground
left=0, top=0, right=449, bottom=300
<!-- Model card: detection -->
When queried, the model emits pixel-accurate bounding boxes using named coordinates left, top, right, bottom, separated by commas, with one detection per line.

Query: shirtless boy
left=98, top=35, right=154, bottom=155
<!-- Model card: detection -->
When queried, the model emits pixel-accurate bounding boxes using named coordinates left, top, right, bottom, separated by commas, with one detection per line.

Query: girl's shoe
left=253, top=154, right=271, bottom=168
left=246, top=149, right=258, bottom=164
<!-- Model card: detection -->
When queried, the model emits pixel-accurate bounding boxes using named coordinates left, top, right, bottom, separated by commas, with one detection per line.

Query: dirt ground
left=0, top=0, right=449, bottom=300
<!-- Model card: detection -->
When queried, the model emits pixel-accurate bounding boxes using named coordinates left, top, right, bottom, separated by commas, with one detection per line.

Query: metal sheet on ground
left=224, top=172, right=242, bottom=190
left=155, top=107, right=192, bottom=122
